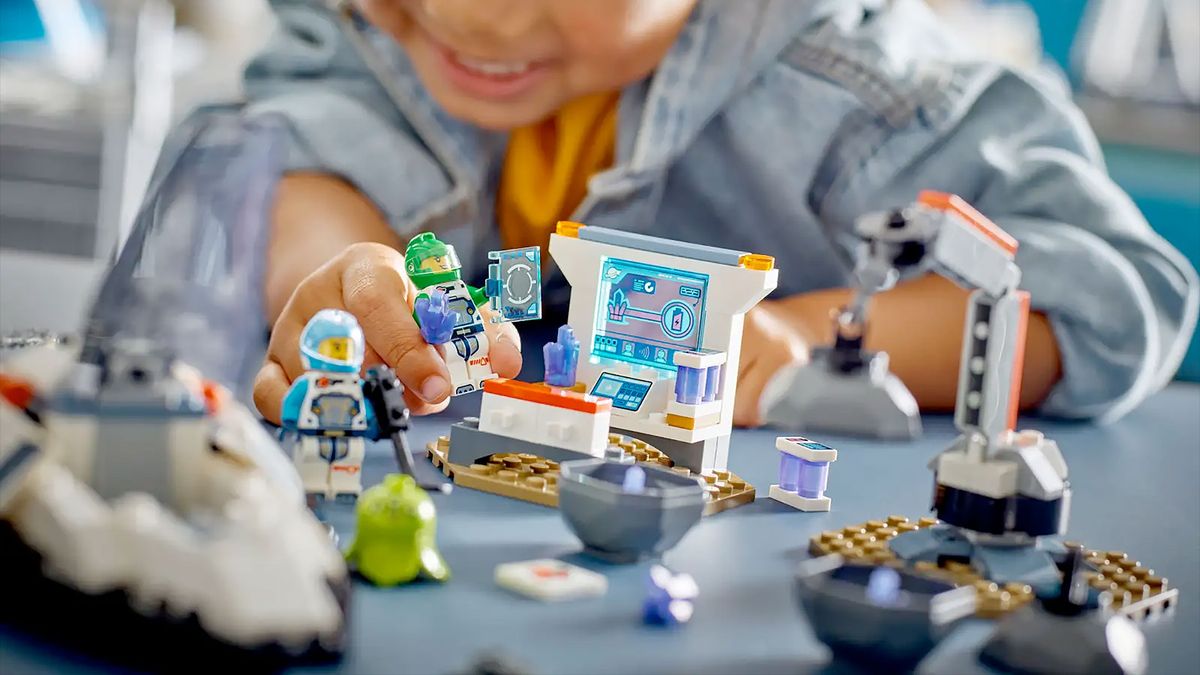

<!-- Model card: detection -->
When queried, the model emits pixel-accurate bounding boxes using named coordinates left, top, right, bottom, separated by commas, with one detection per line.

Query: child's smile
left=357, top=0, right=697, bottom=130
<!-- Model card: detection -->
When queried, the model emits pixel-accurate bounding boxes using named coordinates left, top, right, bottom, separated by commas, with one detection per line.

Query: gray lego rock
left=979, top=610, right=1148, bottom=675
left=765, top=349, right=922, bottom=440
left=795, top=555, right=976, bottom=668
left=558, top=459, right=704, bottom=563
left=890, top=525, right=1062, bottom=594
left=973, top=545, right=1060, bottom=591
left=889, top=525, right=973, bottom=562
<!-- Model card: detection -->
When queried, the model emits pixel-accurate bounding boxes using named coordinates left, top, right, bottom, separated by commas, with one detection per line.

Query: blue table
left=2, top=383, right=1197, bottom=674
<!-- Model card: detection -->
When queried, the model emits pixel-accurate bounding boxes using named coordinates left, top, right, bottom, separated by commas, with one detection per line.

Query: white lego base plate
left=494, top=559, right=607, bottom=601
left=769, top=485, right=831, bottom=512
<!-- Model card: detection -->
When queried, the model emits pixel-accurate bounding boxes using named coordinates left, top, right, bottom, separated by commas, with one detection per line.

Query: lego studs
left=769, top=436, right=838, bottom=512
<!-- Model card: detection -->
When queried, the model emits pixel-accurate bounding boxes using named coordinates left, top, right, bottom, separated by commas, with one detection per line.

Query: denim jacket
left=244, top=0, right=1198, bottom=421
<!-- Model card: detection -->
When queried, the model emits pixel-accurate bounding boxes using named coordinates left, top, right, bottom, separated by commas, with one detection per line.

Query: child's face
left=358, top=0, right=697, bottom=129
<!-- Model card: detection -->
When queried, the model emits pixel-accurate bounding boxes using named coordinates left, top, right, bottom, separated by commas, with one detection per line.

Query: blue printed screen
left=590, top=373, right=654, bottom=412
left=592, top=258, right=708, bottom=373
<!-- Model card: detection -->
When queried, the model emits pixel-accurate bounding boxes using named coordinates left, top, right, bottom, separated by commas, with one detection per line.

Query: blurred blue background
left=0, top=0, right=1197, bottom=377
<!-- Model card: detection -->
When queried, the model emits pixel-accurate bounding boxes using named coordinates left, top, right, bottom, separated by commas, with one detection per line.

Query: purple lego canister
left=769, top=436, right=838, bottom=512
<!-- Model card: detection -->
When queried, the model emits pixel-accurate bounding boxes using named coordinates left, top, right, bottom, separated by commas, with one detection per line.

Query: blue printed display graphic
left=590, top=373, right=654, bottom=411
left=592, top=258, right=708, bottom=373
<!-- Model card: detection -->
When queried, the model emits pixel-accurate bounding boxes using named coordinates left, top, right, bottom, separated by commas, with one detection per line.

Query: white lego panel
left=775, top=436, right=838, bottom=462
left=494, top=559, right=608, bottom=601
left=10, top=462, right=124, bottom=594
left=42, top=412, right=98, bottom=485
left=479, top=392, right=609, bottom=456
left=167, top=416, right=210, bottom=511
left=665, top=399, right=722, bottom=419
left=769, top=485, right=831, bottom=512
left=673, top=350, right=727, bottom=369
left=610, top=413, right=729, bottom=444
left=955, top=290, right=1025, bottom=441
left=550, top=231, right=778, bottom=472
left=480, top=392, right=539, bottom=444
left=935, top=451, right=1019, bottom=499
left=928, top=207, right=1021, bottom=297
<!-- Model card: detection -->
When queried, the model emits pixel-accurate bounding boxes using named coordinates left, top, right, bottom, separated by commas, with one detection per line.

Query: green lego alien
left=344, top=473, right=450, bottom=586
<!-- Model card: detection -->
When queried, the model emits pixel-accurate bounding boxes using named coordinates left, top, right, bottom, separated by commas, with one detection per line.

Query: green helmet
left=404, top=232, right=461, bottom=284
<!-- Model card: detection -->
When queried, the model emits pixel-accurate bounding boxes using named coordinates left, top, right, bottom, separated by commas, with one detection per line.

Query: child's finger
left=253, top=359, right=291, bottom=425
left=733, top=360, right=773, bottom=427
left=478, top=304, right=523, bottom=379
left=339, top=248, right=452, bottom=404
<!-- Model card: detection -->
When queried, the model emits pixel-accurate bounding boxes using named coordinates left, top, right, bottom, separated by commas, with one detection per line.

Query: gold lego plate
left=426, top=433, right=755, bottom=516
left=809, top=516, right=1180, bottom=620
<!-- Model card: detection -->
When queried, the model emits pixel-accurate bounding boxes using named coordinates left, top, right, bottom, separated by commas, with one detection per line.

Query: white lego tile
left=672, top=349, right=727, bottom=369
left=935, top=451, right=1018, bottom=499
left=775, top=436, right=838, bottom=462
left=494, top=559, right=607, bottom=601
left=769, top=485, right=831, bottom=512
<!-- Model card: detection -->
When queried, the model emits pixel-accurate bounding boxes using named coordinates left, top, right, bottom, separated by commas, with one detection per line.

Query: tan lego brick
left=808, top=515, right=1179, bottom=620
left=426, top=432, right=755, bottom=515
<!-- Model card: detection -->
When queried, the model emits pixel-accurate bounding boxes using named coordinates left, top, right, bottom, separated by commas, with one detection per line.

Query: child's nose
left=422, top=0, right=542, bottom=44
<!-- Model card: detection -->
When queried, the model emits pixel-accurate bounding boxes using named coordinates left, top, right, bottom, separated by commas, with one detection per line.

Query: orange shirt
left=496, top=92, right=619, bottom=251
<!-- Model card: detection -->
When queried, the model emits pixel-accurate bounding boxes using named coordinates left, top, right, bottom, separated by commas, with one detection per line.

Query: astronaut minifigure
left=282, top=309, right=376, bottom=499
left=405, top=233, right=498, bottom=396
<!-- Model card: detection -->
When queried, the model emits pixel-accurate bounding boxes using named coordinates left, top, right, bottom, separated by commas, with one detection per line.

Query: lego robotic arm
left=852, top=191, right=1028, bottom=442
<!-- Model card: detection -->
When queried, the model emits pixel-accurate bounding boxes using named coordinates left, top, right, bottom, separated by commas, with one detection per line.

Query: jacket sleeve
left=241, top=0, right=452, bottom=225
left=827, top=63, right=1199, bottom=421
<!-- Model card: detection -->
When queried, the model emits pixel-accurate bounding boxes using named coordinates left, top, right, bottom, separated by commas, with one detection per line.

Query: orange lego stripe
left=918, top=191, right=1018, bottom=257
left=483, top=378, right=611, bottom=415
left=0, top=373, right=35, bottom=410
left=1006, top=291, right=1031, bottom=431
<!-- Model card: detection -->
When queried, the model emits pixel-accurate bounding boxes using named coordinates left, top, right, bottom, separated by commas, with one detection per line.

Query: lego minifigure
left=643, top=565, right=699, bottom=626
left=281, top=309, right=377, bottom=500
left=343, top=473, right=449, bottom=586
left=406, top=233, right=506, bottom=396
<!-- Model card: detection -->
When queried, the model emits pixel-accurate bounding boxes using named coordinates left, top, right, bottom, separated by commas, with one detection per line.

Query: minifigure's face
left=419, top=254, right=457, bottom=273
left=318, top=336, right=355, bottom=363
left=356, top=0, right=698, bottom=129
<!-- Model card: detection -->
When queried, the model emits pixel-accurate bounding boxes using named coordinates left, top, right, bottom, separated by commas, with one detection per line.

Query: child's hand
left=734, top=301, right=813, bottom=427
left=253, top=242, right=522, bottom=424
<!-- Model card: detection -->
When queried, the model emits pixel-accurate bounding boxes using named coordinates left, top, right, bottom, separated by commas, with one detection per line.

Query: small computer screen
left=590, top=372, right=654, bottom=411
left=592, top=257, right=708, bottom=373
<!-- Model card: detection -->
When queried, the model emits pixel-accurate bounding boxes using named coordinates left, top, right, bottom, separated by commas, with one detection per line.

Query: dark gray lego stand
left=1, top=373, right=1197, bottom=674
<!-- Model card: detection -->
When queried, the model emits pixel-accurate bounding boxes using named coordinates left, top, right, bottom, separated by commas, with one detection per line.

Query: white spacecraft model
left=0, top=113, right=348, bottom=661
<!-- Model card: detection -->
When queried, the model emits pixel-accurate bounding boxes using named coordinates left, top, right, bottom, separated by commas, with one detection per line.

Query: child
left=245, top=0, right=1197, bottom=427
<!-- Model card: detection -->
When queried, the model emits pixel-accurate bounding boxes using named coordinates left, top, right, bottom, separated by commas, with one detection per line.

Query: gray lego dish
left=794, top=555, right=976, bottom=668
left=766, top=349, right=922, bottom=441
left=979, top=607, right=1148, bottom=675
left=557, top=459, right=704, bottom=564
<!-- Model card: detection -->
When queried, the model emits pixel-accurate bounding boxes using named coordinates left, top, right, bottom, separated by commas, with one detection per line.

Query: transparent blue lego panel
left=486, top=246, right=542, bottom=324
left=592, top=257, right=708, bottom=375
left=590, top=373, right=653, bottom=412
